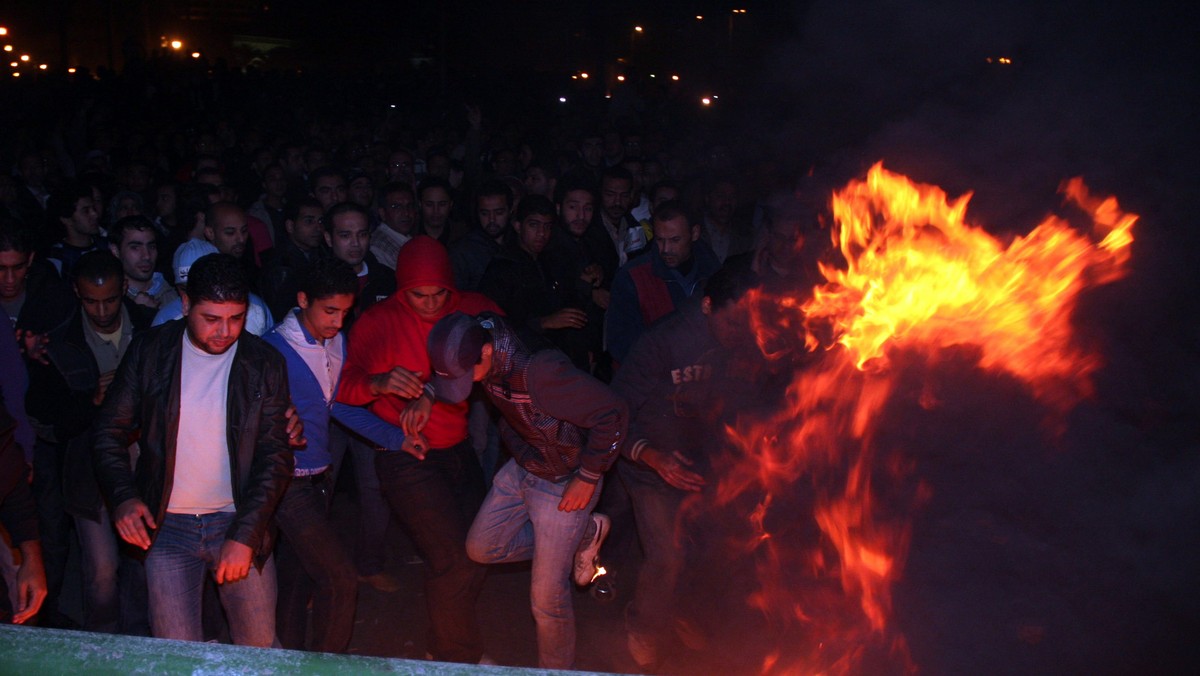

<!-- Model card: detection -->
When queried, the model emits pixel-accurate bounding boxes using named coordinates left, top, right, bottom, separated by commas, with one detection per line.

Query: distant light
left=389, top=104, right=397, bottom=108
left=3, top=45, right=11, bottom=52
left=580, top=72, right=589, bottom=79
left=19, top=54, right=29, bottom=62
left=696, top=15, right=704, bottom=20
left=170, top=40, right=182, bottom=50
left=0, top=27, right=7, bottom=36
left=11, top=72, right=18, bottom=78
left=571, top=75, right=578, bottom=79
left=605, top=94, right=611, bottom=99
left=634, top=26, right=643, bottom=33
left=616, top=75, right=625, bottom=82
left=701, top=97, right=711, bottom=106
left=38, top=63, right=46, bottom=70
left=733, top=8, right=748, bottom=14
left=67, top=67, right=76, bottom=73
left=649, top=73, right=656, bottom=78
left=671, top=74, right=680, bottom=81
left=558, top=96, right=567, bottom=103
left=8, top=62, right=16, bottom=68
left=191, top=52, right=201, bottom=58
left=1000, top=57, right=1012, bottom=64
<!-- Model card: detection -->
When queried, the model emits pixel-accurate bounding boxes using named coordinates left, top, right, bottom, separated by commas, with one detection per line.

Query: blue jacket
left=264, top=312, right=346, bottom=475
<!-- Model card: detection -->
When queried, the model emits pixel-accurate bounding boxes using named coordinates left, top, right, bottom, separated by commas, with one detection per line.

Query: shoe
left=627, top=631, right=659, bottom=670
left=359, top=571, right=401, bottom=592
left=572, top=512, right=610, bottom=586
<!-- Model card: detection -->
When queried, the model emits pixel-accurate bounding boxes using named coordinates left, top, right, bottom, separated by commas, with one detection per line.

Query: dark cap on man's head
left=427, top=312, right=490, bottom=404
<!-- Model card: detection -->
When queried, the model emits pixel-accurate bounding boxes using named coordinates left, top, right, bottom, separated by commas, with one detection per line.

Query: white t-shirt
left=167, top=332, right=238, bottom=514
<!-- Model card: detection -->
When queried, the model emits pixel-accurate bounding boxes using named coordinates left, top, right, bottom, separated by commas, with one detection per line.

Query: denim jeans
left=466, top=459, right=602, bottom=669
left=145, top=512, right=277, bottom=647
left=349, top=435, right=391, bottom=576
left=618, top=460, right=685, bottom=642
left=375, top=439, right=486, bottom=663
left=274, top=471, right=357, bottom=653
left=74, top=504, right=150, bottom=635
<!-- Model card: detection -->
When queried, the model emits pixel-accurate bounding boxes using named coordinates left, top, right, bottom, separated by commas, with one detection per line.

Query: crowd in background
left=0, top=52, right=828, bottom=670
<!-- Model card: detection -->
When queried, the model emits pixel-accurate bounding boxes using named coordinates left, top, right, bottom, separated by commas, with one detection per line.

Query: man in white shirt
left=94, top=253, right=294, bottom=646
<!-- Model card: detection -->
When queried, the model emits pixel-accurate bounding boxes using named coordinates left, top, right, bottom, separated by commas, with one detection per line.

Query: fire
left=716, top=162, right=1136, bottom=673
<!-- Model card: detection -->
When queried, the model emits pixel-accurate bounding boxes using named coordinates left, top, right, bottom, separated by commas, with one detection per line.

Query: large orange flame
left=719, top=162, right=1136, bottom=673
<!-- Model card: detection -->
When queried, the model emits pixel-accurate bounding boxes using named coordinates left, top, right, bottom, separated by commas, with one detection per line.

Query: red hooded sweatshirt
left=337, top=236, right=501, bottom=448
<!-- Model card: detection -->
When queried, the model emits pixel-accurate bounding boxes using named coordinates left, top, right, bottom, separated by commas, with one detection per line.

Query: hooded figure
left=337, top=235, right=501, bottom=447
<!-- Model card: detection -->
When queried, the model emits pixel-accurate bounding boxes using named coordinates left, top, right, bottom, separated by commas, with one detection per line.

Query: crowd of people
left=0, top=56, right=826, bottom=670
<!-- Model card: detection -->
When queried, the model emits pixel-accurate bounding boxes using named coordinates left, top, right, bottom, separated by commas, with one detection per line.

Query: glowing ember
left=716, top=162, right=1136, bottom=672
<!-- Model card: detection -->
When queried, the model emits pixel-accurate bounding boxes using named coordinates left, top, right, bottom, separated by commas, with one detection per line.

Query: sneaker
left=572, top=512, right=610, bottom=586
left=359, top=571, right=402, bottom=593
left=627, top=631, right=659, bottom=670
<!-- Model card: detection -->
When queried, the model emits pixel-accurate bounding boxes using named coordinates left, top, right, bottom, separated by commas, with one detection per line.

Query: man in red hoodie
left=337, top=235, right=500, bottom=664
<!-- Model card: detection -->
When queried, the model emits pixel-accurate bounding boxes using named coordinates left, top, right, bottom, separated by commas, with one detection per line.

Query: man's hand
left=284, top=404, right=305, bottom=448
left=11, top=541, right=47, bottom=624
left=558, top=476, right=596, bottom=512
left=580, top=264, right=603, bottom=288
left=642, top=447, right=706, bottom=492
left=131, top=290, right=159, bottom=308
left=113, top=498, right=157, bottom=550
left=15, top=329, right=49, bottom=365
left=398, top=393, right=433, bottom=435
left=92, top=370, right=116, bottom=406
left=400, top=432, right=429, bottom=461
left=591, top=288, right=610, bottom=310
left=370, top=367, right=425, bottom=399
left=540, top=308, right=588, bottom=331
left=215, top=540, right=254, bottom=585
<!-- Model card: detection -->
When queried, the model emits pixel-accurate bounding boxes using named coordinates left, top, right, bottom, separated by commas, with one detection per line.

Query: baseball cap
left=427, top=312, right=489, bottom=404
left=172, top=238, right=219, bottom=285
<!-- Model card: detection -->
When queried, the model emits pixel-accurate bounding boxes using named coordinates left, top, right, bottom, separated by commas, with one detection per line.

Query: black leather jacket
left=92, top=320, right=294, bottom=562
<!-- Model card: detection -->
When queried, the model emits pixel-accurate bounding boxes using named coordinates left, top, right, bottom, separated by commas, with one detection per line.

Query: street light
left=671, top=74, right=680, bottom=81
left=616, top=75, right=625, bottom=82
left=3, top=45, right=11, bottom=52
left=170, top=40, right=183, bottom=50
left=19, top=54, right=29, bottom=62
left=38, top=63, right=46, bottom=70
left=0, top=27, right=8, bottom=36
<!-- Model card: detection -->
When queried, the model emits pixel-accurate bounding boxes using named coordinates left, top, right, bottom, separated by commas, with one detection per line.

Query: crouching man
left=428, top=312, right=627, bottom=670
left=94, top=253, right=294, bottom=646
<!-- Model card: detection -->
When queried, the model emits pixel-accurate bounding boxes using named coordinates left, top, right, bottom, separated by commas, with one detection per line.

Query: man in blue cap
left=427, top=311, right=627, bottom=670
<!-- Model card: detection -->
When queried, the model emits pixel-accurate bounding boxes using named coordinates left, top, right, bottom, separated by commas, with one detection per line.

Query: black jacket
left=26, top=305, right=148, bottom=522
left=92, top=320, right=294, bottom=562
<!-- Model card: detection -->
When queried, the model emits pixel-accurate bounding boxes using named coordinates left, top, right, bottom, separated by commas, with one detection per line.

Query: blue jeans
left=145, top=512, right=277, bottom=647
left=74, top=504, right=150, bottom=635
left=466, top=459, right=602, bottom=669
left=349, top=435, right=391, bottom=576
left=375, top=439, right=486, bottom=663
left=274, top=472, right=357, bottom=653
left=618, top=460, right=686, bottom=642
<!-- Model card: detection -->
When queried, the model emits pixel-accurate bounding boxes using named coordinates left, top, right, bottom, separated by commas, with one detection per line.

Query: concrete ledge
left=0, top=624, right=616, bottom=675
